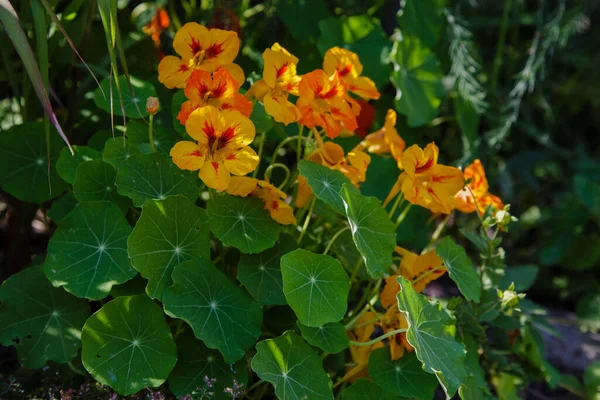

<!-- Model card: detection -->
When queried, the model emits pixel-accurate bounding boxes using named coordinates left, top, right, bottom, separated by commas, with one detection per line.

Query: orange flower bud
left=146, top=97, right=160, bottom=115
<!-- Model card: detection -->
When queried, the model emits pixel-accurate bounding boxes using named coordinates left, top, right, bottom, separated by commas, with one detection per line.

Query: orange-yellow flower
left=385, top=143, right=464, bottom=214
left=177, top=68, right=252, bottom=125
left=379, top=306, right=412, bottom=361
left=246, top=43, right=301, bottom=125
left=170, top=106, right=258, bottom=191
left=381, top=247, right=447, bottom=307
left=323, top=47, right=380, bottom=102
left=158, top=22, right=244, bottom=89
left=454, top=159, right=505, bottom=215
left=359, top=109, right=405, bottom=167
left=226, top=176, right=296, bottom=225
left=296, top=142, right=370, bottom=207
left=297, top=69, right=357, bottom=139
left=344, top=311, right=384, bottom=383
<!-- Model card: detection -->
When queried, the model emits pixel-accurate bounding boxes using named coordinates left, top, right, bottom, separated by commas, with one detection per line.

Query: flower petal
left=170, top=141, right=206, bottom=171
left=263, top=93, right=301, bottom=125
left=266, top=199, right=296, bottom=225
left=199, top=159, right=230, bottom=191
left=226, top=176, right=258, bottom=196
left=348, top=76, right=380, bottom=100
left=219, top=63, right=245, bottom=87
left=158, top=55, right=192, bottom=89
left=173, top=22, right=210, bottom=61
left=222, top=146, right=259, bottom=176
left=185, top=105, right=222, bottom=145
left=219, top=109, right=256, bottom=148
left=262, top=43, right=299, bottom=89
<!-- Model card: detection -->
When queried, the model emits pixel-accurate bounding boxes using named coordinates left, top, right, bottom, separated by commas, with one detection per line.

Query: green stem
left=265, top=163, right=291, bottom=189
left=394, top=203, right=413, bottom=228
left=269, top=135, right=312, bottom=169
left=296, top=124, right=304, bottom=164
left=349, top=257, right=363, bottom=284
left=490, top=0, right=513, bottom=94
left=67, top=361, right=87, bottom=376
left=422, top=213, right=451, bottom=253
left=148, top=114, right=156, bottom=152
left=297, top=196, right=316, bottom=244
left=241, top=380, right=265, bottom=399
left=349, top=328, right=408, bottom=347
left=388, top=192, right=404, bottom=218
left=252, top=131, right=266, bottom=178
left=412, top=265, right=445, bottom=286
left=323, top=226, right=350, bottom=256
left=344, top=279, right=382, bottom=331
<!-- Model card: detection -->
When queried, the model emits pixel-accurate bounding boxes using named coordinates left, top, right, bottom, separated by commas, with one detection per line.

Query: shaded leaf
left=297, top=321, right=349, bottom=354
left=127, top=120, right=176, bottom=155
left=276, top=0, right=331, bottom=43
left=48, top=192, right=77, bottom=224
left=56, top=146, right=101, bottom=184
left=342, top=378, right=397, bottom=400
left=397, top=0, right=447, bottom=47
left=73, top=159, right=131, bottom=213
left=102, top=137, right=141, bottom=169
left=94, top=74, right=157, bottom=118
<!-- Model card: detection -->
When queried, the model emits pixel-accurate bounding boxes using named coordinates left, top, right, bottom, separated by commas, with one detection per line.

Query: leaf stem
left=148, top=113, right=156, bottom=152
left=297, top=196, right=316, bottom=244
left=241, top=380, right=265, bottom=399
left=412, top=265, right=446, bottom=286
left=490, top=0, right=513, bottom=94
left=387, top=192, right=404, bottom=218
left=394, top=203, right=413, bottom=228
left=349, top=328, right=408, bottom=347
left=265, top=163, right=291, bottom=189
left=422, top=213, right=451, bottom=253
left=269, top=134, right=312, bottom=169
left=323, top=226, right=350, bottom=256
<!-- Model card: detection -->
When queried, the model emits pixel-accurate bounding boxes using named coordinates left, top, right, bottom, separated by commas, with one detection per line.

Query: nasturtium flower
left=454, top=159, right=505, bottom=215
left=344, top=311, right=384, bottom=383
left=381, top=247, right=447, bottom=305
left=226, top=176, right=296, bottom=225
left=384, top=142, right=464, bottom=214
left=359, top=109, right=405, bottom=167
left=297, top=69, right=357, bottom=139
left=158, top=22, right=244, bottom=89
left=323, top=47, right=380, bottom=113
left=295, top=142, right=370, bottom=207
left=246, top=43, right=302, bottom=125
left=177, top=68, right=252, bottom=125
left=379, top=306, right=412, bottom=360
left=170, top=106, right=258, bottom=191
left=355, top=99, right=376, bottom=137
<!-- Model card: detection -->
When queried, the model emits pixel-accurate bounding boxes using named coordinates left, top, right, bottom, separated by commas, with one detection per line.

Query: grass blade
left=0, top=0, right=73, bottom=154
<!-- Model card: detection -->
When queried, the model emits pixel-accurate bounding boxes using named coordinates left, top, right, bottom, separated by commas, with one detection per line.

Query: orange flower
left=344, top=312, right=384, bottom=383
left=323, top=47, right=380, bottom=101
left=177, top=68, right=252, bottom=125
left=158, top=22, right=244, bottom=89
left=226, top=176, right=296, bottom=225
left=454, top=159, right=505, bottom=215
left=359, top=109, right=405, bottom=167
left=297, top=70, right=357, bottom=139
left=295, top=142, right=370, bottom=207
left=379, top=306, right=412, bottom=360
left=355, top=100, right=375, bottom=137
left=381, top=247, right=447, bottom=307
left=170, top=106, right=258, bottom=191
left=246, top=43, right=302, bottom=125
left=142, top=8, right=170, bottom=45
left=385, top=143, right=464, bottom=214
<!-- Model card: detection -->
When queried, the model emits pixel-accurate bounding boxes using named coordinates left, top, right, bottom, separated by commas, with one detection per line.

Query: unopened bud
left=146, top=97, right=160, bottom=115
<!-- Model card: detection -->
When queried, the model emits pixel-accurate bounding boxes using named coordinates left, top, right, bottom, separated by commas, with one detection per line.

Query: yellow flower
left=323, top=47, right=380, bottom=101
left=226, top=176, right=296, bottom=225
left=344, top=312, right=384, bottom=383
left=246, top=43, right=302, bottom=125
left=359, top=109, right=405, bottom=167
left=385, top=143, right=464, bottom=214
left=295, top=142, right=370, bottom=207
left=170, top=106, right=258, bottom=191
left=454, top=159, right=505, bottom=215
left=158, top=22, right=244, bottom=89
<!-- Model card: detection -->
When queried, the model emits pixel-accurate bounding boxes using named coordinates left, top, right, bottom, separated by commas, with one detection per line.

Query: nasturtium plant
left=43, top=201, right=135, bottom=300
left=94, top=75, right=157, bottom=118
left=298, top=160, right=356, bottom=215
left=72, top=159, right=131, bottom=213
left=56, top=146, right=101, bottom=184
left=341, top=378, right=397, bottom=400
left=436, top=236, right=482, bottom=302
left=81, top=295, right=177, bottom=395
left=0, top=265, right=89, bottom=369
left=296, top=321, right=349, bottom=354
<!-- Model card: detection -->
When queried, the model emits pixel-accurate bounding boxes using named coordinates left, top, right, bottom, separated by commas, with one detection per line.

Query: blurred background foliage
left=1, top=0, right=600, bottom=396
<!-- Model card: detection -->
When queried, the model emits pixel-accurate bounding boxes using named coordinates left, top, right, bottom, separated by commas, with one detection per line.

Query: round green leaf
left=0, top=265, right=89, bottom=369
left=73, top=159, right=131, bottom=213
left=436, top=237, right=481, bottom=302
left=296, top=321, right=349, bottom=354
left=281, top=249, right=349, bottom=327
left=168, top=328, right=249, bottom=398
left=171, top=90, right=187, bottom=136
left=114, top=152, right=199, bottom=207
left=81, top=295, right=177, bottom=395
left=368, top=348, right=438, bottom=398
left=56, top=145, right=101, bottom=184
left=163, top=258, right=262, bottom=364
left=397, top=0, right=447, bottom=47
left=128, top=195, right=210, bottom=300
left=48, top=192, right=77, bottom=224
left=341, top=379, right=397, bottom=400
left=208, top=195, right=281, bottom=254
left=0, top=122, right=69, bottom=202
left=340, top=184, right=396, bottom=278
left=251, top=331, right=334, bottom=400
left=94, top=75, right=157, bottom=118
left=102, top=137, right=141, bottom=169
left=391, top=35, right=445, bottom=127
left=237, top=234, right=297, bottom=305
left=43, top=201, right=135, bottom=300
left=89, top=130, right=113, bottom=151
left=396, top=276, right=467, bottom=398
left=298, top=160, right=356, bottom=215
left=126, top=120, right=176, bottom=155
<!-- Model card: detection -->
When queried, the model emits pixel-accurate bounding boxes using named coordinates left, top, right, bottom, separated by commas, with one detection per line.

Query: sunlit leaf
left=396, top=276, right=467, bottom=397
left=81, top=295, right=177, bottom=396
left=128, top=196, right=210, bottom=300
left=298, top=160, right=356, bottom=215
left=281, top=249, right=349, bottom=327
left=0, top=265, right=89, bottom=369
left=43, top=201, right=135, bottom=300
left=251, top=331, right=334, bottom=400
left=436, top=237, right=481, bottom=302
left=163, top=258, right=262, bottom=363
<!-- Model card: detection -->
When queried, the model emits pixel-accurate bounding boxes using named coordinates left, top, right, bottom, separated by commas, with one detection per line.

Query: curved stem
left=412, top=265, right=445, bottom=286
left=148, top=114, right=156, bottom=152
left=323, top=226, right=350, bottom=255
left=269, top=134, right=312, bottom=169
left=265, top=163, right=291, bottom=189
left=349, top=328, right=408, bottom=347
left=297, top=196, right=316, bottom=244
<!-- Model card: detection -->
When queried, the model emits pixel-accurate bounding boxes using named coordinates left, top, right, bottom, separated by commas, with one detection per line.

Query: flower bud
left=146, top=97, right=160, bottom=115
